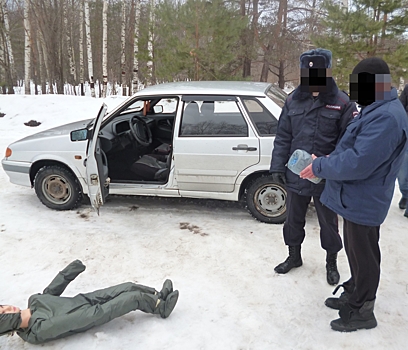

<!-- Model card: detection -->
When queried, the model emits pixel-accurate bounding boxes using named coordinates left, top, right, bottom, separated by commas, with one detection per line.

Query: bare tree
left=132, top=0, right=140, bottom=94
left=23, top=0, right=31, bottom=94
left=84, top=0, right=95, bottom=97
left=120, top=0, right=127, bottom=95
left=0, top=0, right=16, bottom=93
left=79, top=0, right=85, bottom=96
left=63, top=0, right=76, bottom=92
left=102, top=0, right=108, bottom=97
left=146, top=0, right=155, bottom=86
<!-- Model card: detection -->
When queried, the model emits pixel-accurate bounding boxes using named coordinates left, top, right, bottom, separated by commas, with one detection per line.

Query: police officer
left=270, top=48, right=357, bottom=285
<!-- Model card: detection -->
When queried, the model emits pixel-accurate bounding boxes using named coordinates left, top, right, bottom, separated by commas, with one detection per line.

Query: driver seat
left=130, top=151, right=171, bottom=181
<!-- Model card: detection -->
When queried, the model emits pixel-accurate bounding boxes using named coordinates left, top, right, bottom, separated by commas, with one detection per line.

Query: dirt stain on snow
left=179, top=222, right=209, bottom=236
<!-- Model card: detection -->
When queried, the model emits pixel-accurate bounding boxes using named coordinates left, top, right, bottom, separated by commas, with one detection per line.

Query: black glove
left=271, top=172, right=286, bottom=185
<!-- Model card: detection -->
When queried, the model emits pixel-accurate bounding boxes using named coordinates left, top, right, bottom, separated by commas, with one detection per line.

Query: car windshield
left=266, top=85, right=287, bottom=108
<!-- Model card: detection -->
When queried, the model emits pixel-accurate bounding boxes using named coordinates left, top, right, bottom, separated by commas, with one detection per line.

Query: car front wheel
left=34, top=165, right=83, bottom=210
left=246, top=175, right=287, bottom=224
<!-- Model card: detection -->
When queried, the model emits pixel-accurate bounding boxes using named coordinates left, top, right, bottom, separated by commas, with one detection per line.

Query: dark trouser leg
left=282, top=191, right=311, bottom=246
left=343, top=219, right=381, bottom=308
left=313, top=196, right=342, bottom=253
left=79, top=282, right=156, bottom=306
left=313, top=196, right=342, bottom=285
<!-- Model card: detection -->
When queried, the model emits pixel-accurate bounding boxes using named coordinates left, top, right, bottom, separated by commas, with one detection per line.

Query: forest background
left=1, top=0, right=408, bottom=97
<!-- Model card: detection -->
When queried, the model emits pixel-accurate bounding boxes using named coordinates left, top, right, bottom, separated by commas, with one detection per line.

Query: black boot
left=399, top=197, right=407, bottom=209
left=330, top=300, right=377, bottom=332
left=326, top=252, right=340, bottom=285
left=325, top=279, right=355, bottom=310
left=155, top=290, right=179, bottom=319
left=158, top=279, right=173, bottom=300
left=274, top=246, right=302, bottom=274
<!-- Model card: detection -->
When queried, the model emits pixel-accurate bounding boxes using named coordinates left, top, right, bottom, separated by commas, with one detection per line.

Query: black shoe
left=159, top=279, right=173, bottom=300
left=274, top=246, right=302, bottom=274
left=399, top=197, right=407, bottom=210
left=159, top=290, right=179, bottom=319
left=326, top=252, right=340, bottom=285
left=330, top=301, right=377, bottom=332
left=404, top=211, right=408, bottom=218
left=325, top=281, right=354, bottom=310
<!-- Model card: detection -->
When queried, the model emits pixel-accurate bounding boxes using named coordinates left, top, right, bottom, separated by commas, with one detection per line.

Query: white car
left=2, top=81, right=287, bottom=223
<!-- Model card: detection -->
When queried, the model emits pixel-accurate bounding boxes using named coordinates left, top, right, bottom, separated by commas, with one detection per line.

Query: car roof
left=136, top=81, right=274, bottom=97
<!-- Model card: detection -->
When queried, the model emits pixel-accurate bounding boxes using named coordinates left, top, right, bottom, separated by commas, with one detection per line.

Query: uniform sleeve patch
left=352, top=111, right=359, bottom=118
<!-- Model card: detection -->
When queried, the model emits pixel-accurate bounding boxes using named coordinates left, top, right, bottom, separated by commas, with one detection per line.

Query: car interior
left=97, top=97, right=178, bottom=183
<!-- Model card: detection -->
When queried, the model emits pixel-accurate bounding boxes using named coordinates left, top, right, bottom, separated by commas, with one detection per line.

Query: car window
left=266, top=85, right=287, bottom=108
left=154, top=97, right=178, bottom=114
left=179, top=99, right=248, bottom=137
left=120, top=97, right=178, bottom=115
left=242, top=98, right=278, bottom=136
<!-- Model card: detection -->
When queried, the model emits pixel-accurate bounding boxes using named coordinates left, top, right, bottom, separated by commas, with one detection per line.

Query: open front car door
left=86, top=104, right=109, bottom=214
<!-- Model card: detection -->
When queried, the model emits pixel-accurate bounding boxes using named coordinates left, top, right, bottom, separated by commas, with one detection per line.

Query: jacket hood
left=0, top=313, right=21, bottom=336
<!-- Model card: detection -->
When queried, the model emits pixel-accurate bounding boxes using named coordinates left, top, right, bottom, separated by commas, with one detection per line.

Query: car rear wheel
left=246, top=175, right=287, bottom=224
left=34, top=165, right=82, bottom=210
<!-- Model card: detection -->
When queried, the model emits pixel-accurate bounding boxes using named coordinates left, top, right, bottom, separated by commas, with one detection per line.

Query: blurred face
left=349, top=73, right=391, bottom=106
left=0, top=305, right=21, bottom=314
left=300, top=68, right=332, bottom=93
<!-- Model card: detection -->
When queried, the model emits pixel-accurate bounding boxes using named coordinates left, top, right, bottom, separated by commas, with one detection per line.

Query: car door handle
left=232, top=144, right=257, bottom=151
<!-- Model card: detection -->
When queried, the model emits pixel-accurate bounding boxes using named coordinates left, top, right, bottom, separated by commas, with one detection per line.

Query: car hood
left=16, top=119, right=93, bottom=142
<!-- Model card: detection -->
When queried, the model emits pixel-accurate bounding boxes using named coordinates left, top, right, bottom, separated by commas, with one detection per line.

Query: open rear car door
left=86, top=104, right=109, bottom=214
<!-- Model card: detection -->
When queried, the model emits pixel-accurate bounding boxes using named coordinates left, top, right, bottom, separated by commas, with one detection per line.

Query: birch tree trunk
left=121, top=0, right=127, bottom=96
left=146, top=0, right=155, bottom=87
left=102, top=0, right=108, bottom=98
left=84, top=0, right=95, bottom=97
left=24, top=0, right=31, bottom=95
left=79, top=0, right=85, bottom=96
left=132, top=0, right=140, bottom=94
left=1, top=0, right=17, bottom=93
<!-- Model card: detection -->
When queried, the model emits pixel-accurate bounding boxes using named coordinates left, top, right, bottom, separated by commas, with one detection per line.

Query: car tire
left=34, top=165, right=83, bottom=210
left=246, top=175, right=287, bottom=224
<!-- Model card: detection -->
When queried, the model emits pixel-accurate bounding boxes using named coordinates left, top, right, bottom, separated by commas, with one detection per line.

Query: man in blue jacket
left=300, top=57, right=408, bottom=332
left=270, top=48, right=357, bottom=285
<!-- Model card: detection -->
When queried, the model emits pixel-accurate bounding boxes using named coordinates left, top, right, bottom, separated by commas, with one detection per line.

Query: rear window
left=242, top=98, right=278, bottom=136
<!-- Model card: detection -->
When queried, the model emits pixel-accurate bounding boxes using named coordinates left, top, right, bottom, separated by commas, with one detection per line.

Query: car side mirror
left=153, top=105, right=163, bottom=113
left=71, top=128, right=89, bottom=141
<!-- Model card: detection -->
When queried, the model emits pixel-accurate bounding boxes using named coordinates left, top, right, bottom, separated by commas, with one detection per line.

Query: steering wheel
left=129, top=116, right=152, bottom=146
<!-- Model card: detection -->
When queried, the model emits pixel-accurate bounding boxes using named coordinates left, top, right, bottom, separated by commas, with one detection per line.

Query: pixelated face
left=300, top=68, right=332, bottom=93
left=349, top=73, right=391, bottom=106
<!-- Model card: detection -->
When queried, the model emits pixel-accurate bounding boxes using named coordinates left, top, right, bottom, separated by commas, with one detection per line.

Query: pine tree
left=154, top=0, right=248, bottom=81
left=314, top=0, right=408, bottom=90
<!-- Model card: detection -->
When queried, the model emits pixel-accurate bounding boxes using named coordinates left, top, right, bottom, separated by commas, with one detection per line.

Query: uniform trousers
left=283, top=190, right=342, bottom=253
left=343, top=219, right=381, bottom=308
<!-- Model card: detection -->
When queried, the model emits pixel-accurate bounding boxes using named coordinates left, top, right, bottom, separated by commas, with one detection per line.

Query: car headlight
left=5, top=147, right=12, bottom=158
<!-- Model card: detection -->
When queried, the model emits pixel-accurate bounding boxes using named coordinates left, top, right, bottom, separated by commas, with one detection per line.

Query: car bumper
left=2, top=159, right=32, bottom=187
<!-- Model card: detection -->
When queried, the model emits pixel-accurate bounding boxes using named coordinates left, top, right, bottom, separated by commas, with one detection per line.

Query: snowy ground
left=0, top=94, right=407, bottom=350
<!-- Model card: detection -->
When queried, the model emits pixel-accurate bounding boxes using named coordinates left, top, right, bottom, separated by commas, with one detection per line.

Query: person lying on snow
left=0, top=259, right=179, bottom=344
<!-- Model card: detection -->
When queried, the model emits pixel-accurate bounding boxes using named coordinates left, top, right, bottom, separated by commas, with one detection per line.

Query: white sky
left=0, top=94, right=407, bottom=349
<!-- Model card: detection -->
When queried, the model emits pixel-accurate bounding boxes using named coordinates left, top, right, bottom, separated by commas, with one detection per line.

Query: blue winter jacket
left=312, top=88, right=408, bottom=226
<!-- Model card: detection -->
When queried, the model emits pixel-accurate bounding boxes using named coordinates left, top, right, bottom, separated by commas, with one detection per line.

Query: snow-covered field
left=0, top=94, right=407, bottom=349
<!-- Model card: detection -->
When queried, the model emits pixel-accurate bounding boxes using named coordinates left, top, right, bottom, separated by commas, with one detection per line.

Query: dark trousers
left=283, top=190, right=342, bottom=253
left=343, top=219, right=381, bottom=308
